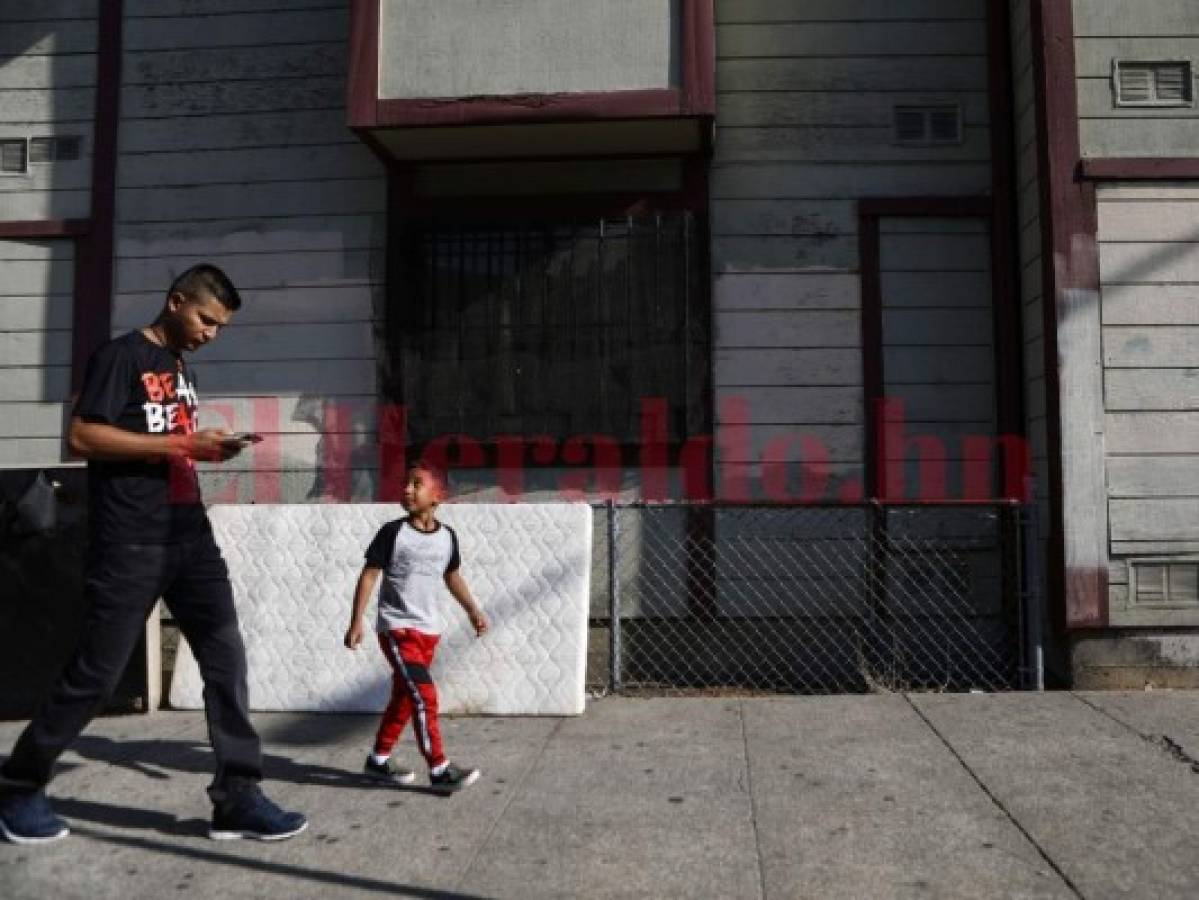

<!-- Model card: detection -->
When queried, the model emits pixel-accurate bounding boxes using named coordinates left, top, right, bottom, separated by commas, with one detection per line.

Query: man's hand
left=186, top=428, right=248, bottom=462
left=344, top=618, right=366, bottom=650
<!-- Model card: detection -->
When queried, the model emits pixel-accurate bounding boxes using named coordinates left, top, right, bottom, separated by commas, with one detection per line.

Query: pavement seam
left=453, top=717, right=565, bottom=892
left=1070, top=693, right=1199, bottom=773
left=901, top=695, right=1086, bottom=900
left=738, top=700, right=769, bottom=900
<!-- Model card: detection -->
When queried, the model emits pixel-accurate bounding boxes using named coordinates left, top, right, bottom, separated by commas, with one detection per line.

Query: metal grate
left=1130, top=560, right=1199, bottom=606
left=390, top=213, right=705, bottom=447
left=893, top=105, right=962, bottom=145
left=29, top=135, right=82, bottom=164
left=1115, top=60, right=1193, bottom=106
left=590, top=502, right=1035, bottom=695
left=0, top=139, right=27, bottom=175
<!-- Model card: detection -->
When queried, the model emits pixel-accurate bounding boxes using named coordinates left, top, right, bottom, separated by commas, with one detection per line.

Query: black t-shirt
left=74, top=330, right=208, bottom=544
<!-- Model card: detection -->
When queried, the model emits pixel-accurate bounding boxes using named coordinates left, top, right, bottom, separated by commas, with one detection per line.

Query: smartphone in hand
left=226, top=432, right=264, bottom=444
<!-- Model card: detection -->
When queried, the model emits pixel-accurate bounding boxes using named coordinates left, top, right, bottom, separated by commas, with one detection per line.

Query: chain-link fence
left=587, top=501, right=1039, bottom=695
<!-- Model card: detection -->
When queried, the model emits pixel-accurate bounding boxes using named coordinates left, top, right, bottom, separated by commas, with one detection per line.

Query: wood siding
left=0, top=3, right=97, bottom=222
left=111, top=0, right=386, bottom=499
left=880, top=217, right=996, bottom=500
left=0, top=239, right=74, bottom=464
left=1100, top=183, right=1199, bottom=564
left=0, top=3, right=97, bottom=463
left=711, top=0, right=991, bottom=498
left=1074, top=0, right=1199, bottom=158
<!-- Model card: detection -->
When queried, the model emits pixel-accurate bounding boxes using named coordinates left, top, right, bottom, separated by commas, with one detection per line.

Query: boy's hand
left=344, top=619, right=366, bottom=650
left=468, top=608, right=488, bottom=637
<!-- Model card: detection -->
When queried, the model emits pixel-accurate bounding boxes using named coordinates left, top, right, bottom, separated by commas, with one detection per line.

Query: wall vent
left=1114, top=60, right=1193, bottom=107
left=893, top=105, right=962, bottom=145
left=1, top=139, right=27, bottom=175
left=1130, top=560, right=1199, bottom=606
left=29, top=135, right=82, bottom=164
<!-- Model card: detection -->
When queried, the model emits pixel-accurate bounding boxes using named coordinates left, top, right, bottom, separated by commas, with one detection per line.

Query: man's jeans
left=2, top=528, right=263, bottom=807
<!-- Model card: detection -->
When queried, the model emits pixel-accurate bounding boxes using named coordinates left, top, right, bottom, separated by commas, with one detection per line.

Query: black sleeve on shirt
left=444, top=525, right=461, bottom=575
left=73, top=339, right=135, bottom=424
left=364, top=520, right=402, bottom=569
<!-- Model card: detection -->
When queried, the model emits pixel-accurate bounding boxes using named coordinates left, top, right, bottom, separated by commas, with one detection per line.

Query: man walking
left=0, top=263, right=307, bottom=844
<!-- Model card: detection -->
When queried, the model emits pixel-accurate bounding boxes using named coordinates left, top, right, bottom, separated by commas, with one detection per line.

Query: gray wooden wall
left=1100, top=181, right=1199, bottom=624
left=1075, top=0, right=1199, bottom=623
left=1073, top=0, right=1199, bottom=159
left=710, top=0, right=992, bottom=499
left=880, top=216, right=995, bottom=501
left=1, top=0, right=99, bottom=466
left=109, top=0, right=386, bottom=501
left=0, top=0, right=97, bottom=221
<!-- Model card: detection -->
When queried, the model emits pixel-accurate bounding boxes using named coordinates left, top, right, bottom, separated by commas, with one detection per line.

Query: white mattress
left=169, top=503, right=592, bottom=715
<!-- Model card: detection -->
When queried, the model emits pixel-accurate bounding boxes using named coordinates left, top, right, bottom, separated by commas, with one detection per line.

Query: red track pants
left=373, top=628, right=446, bottom=768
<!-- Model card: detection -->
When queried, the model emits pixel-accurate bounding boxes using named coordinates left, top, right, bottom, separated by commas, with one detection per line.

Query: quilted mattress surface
left=169, top=503, right=592, bottom=715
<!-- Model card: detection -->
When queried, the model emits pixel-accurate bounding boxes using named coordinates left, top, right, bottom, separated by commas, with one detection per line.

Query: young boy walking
left=343, top=460, right=487, bottom=792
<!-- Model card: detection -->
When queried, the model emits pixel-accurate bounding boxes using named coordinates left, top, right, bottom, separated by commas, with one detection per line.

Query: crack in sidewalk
left=738, top=700, right=768, bottom=900
left=1071, top=693, right=1199, bottom=773
left=901, top=694, right=1086, bottom=900
left=454, top=717, right=565, bottom=891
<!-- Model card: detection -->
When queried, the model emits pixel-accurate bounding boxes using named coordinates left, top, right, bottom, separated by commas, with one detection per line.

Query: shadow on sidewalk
left=65, top=736, right=446, bottom=796
left=53, top=796, right=208, bottom=837
left=61, top=815, right=489, bottom=899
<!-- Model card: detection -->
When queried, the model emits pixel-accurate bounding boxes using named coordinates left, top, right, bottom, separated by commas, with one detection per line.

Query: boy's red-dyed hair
left=407, top=458, right=449, bottom=500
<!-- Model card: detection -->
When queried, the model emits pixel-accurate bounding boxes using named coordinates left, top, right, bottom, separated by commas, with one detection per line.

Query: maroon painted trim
left=349, top=0, right=715, bottom=130
left=71, top=0, right=122, bottom=393
left=375, top=90, right=687, bottom=128
left=370, top=148, right=700, bottom=167
left=0, top=219, right=89, bottom=238
left=349, top=125, right=397, bottom=170
left=681, top=0, right=716, bottom=116
left=987, top=1, right=1026, bottom=450
left=1030, top=0, right=1106, bottom=630
left=1080, top=157, right=1199, bottom=180
left=346, top=0, right=379, bottom=129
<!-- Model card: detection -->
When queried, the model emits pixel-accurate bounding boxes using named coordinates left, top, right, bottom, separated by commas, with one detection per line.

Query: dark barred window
left=387, top=212, right=707, bottom=456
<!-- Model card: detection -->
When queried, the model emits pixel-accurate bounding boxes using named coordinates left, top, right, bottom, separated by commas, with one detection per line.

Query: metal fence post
left=607, top=500, right=622, bottom=693
left=1022, top=479, right=1045, bottom=691
left=1011, top=502, right=1026, bottom=690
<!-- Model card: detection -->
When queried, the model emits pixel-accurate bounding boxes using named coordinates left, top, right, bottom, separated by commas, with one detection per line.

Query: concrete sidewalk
left=2, top=692, right=1199, bottom=899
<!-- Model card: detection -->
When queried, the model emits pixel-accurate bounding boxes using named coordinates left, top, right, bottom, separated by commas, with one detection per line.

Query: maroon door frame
left=70, top=0, right=123, bottom=392
left=857, top=197, right=1023, bottom=501
left=1029, top=0, right=1107, bottom=631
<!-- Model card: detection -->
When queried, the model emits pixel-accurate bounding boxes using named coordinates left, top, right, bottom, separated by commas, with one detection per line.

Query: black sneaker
left=363, top=755, right=416, bottom=785
left=0, top=789, right=69, bottom=845
left=209, top=787, right=307, bottom=841
left=430, top=763, right=480, bottom=793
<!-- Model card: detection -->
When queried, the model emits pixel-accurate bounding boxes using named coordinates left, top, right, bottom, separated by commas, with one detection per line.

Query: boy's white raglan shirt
left=364, top=517, right=461, bottom=635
